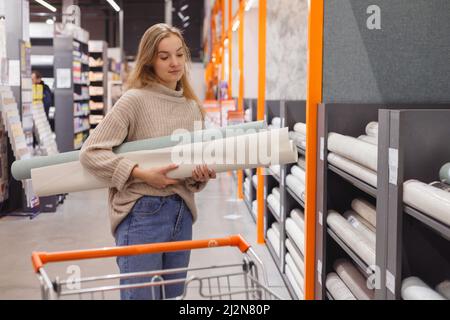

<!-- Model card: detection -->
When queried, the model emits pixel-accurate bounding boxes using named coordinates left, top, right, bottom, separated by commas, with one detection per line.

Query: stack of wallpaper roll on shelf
left=285, top=208, right=305, bottom=299
left=243, top=176, right=252, bottom=204
left=268, top=116, right=281, bottom=130
left=401, top=277, right=450, bottom=300
left=326, top=198, right=377, bottom=300
left=289, top=122, right=307, bottom=150
left=11, top=121, right=299, bottom=198
left=267, top=187, right=280, bottom=220
left=286, top=156, right=306, bottom=201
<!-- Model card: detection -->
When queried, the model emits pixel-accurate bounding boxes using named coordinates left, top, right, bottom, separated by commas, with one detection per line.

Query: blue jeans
left=114, top=194, right=193, bottom=300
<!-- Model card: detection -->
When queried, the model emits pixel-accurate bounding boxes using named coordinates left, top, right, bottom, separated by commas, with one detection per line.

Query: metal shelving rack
left=53, top=33, right=90, bottom=152
left=88, top=40, right=108, bottom=132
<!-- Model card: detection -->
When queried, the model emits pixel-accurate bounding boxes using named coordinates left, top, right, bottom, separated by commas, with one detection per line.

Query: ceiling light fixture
left=180, top=4, right=189, bottom=11
left=106, top=0, right=121, bottom=12
left=245, top=0, right=255, bottom=11
left=34, top=0, right=57, bottom=13
left=232, top=19, right=240, bottom=32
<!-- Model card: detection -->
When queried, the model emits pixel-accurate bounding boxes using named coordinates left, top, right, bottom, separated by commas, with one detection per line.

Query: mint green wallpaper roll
left=12, top=121, right=266, bottom=181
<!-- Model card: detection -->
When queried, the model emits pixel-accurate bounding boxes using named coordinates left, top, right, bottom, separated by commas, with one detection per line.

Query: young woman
left=80, top=23, right=216, bottom=300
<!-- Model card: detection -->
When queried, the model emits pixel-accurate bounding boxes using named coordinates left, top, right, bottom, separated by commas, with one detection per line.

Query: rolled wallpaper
left=286, top=174, right=305, bottom=200
left=344, top=210, right=376, bottom=233
left=327, top=153, right=377, bottom=188
left=351, top=198, right=377, bottom=228
left=271, top=187, right=280, bottom=201
left=440, top=162, right=450, bottom=184
left=32, top=128, right=298, bottom=197
left=328, top=133, right=378, bottom=172
left=267, top=228, right=280, bottom=257
left=343, top=211, right=376, bottom=247
left=436, top=280, right=450, bottom=299
left=285, top=262, right=304, bottom=300
left=403, top=180, right=450, bottom=226
left=286, top=218, right=305, bottom=255
left=285, top=253, right=304, bottom=291
left=326, top=272, right=357, bottom=300
left=401, top=277, right=446, bottom=300
left=291, top=165, right=306, bottom=185
left=285, top=238, right=305, bottom=276
left=13, top=121, right=267, bottom=181
left=293, top=122, right=306, bottom=136
left=290, top=208, right=305, bottom=232
left=358, top=135, right=378, bottom=146
left=327, top=211, right=376, bottom=266
left=333, top=259, right=374, bottom=300
left=365, top=122, right=378, bottom=138
left=267, top=194, right=281, bottom=218
left=271, top=222, right=281, bottom=238
left=297, top=157, right=306, bottom=169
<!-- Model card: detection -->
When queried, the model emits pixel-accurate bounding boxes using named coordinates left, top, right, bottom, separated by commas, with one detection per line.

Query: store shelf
left=285, top=186, right=305, bottom=208
left=286, top=234, right=305, bottom=261
left=281, top=272, right=301, bottom=300
left=403, top=205, right=450, bottom=241
left=266, top=201, right=281, bottom=224
left=326, top=290, right=334, bottom=300
left=268, top=168, right=280, bottom=183
left=74, top=126, right=90, bottom=134
left=327, top=227, right=371, bottom=274
left=74, top=113, right=89, bottom=117
left=328, top=164, right=377, bottom=198
left=296, top=145, right=306, bottom=156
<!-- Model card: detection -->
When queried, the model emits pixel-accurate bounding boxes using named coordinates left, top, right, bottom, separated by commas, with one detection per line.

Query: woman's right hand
left=131, top=164, right=180, bottom=189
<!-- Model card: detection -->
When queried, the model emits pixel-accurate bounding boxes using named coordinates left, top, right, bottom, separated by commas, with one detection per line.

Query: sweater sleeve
left=184, top=103, right=208, bottom=193
left=79, top=92, right=139, bottom=191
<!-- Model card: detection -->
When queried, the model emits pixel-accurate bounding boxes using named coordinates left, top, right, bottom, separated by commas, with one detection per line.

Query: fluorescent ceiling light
left=106, top=0, right=121, bottom=12
left=183, top=15, right=190, bottom=22
left=35, top=0, right=57, bottom=13
left=180, top=4, right=188, bottom=11
left=245, top=0, right=255, bottom=11
left=46, top=18, right=54, bottom=24
left=183, top=22, right=190, bottom=28
left=232, top=19, right=240, bottom=32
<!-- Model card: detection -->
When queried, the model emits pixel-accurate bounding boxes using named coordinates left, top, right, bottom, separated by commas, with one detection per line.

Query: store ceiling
left=29, top=0, right=204, bottom=61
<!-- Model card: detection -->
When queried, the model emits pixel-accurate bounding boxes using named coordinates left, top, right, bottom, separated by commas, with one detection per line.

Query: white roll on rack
left=291, top=165, right=306, bottom=185
left=290, top=209, right=305, bottom=232
left=351, top=198, right=377, bottom=228
left=333, top=259, right=374, bottom=300
left=327, top=153, right=377, bottom=188
left=293, top=122, right=306, bottom=136
left=343, top=211, right=376, bottom=247
left=285, top=253, right=304, bottom=292
left=326, top=273, right=357, bottom=300
left=436, top=280, right=450, bottom=299
left=267, top=194, right=281, bottom=218
left=285, top=262, right=304, bottom=300
left=286, top=218, right=305, bottom=255
left=401, top=277, right=446, bottom=300
left=285, top=238, right=305, bottom=276
left=286, top=174, right=305, bottom=200
left=365, top=121, right=378, bottom=138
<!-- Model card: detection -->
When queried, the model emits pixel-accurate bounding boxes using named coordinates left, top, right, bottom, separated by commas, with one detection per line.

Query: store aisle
left=0, top=173, right=289, bottom=300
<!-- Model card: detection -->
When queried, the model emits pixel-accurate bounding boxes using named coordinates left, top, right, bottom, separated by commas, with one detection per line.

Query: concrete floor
left=0, top=173, right=290, bottom=300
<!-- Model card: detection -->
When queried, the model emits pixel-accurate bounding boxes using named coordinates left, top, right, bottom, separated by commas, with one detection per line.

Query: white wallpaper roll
left=365, top=122, right=378, bottom=138
left=289, top=131, right=306, bottom=145
left=252, top=174, right=258, bottom=187
left=267, top=194, right=281, bottom=219
left=436, top=280, right=450, bottom=299
left=272, top=187, right=280, bottom=201
left=290, top=208, right=305, bottom=232
left=333, top=259, right=374, bottom=300
left=285, top=263, right=304, bottom=300
left=401, top=277, right=446, bottom=300
left=358, top=135, right=378, bottom=145
left=286, top=253, right=304, bottom=291
left=344, top=210, right=375, bottom=233
left=327, top=211, right=376, bottom=266
left=267, top=228, right=280, bottom=257
left=252, top=200, right=257, bottom=219
left=271, top=117, right=281, bottom=128
left=286, top=218, right=305, bottom=255
left=286, top=174, right=305, bottom=200
left=272, top=222, right=281, bottom=238
left=326, top=273, right=357, bottom=300
left=270, top=164, right=281, bottom=176
left=328, top=133, right=378, bottom=172
left=291, top=165, right=306, bottom=185
left=327, top=153, right=377, bottom=188
left=351, top=198, right=377, bottom=228
left=285, top=238, right=305, bottom=276
left=404, top=180, right=450, bottom=226
left=297, top=157, right=306, bottom=169
left=293, top=122, right=306, bottom=136
left=32, top=128, right=298, bottom=197
left=343, top=211, right=376, bottom=247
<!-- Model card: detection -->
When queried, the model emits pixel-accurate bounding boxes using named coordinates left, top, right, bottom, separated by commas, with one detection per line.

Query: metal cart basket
left=31, top=235, right=283, bottom=300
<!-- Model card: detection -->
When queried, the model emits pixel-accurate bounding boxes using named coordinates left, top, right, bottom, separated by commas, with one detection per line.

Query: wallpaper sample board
left=358, top=135, right=377, bottom=146
left=327, top=153, right=377, bottom=188
left=343, top=211, right=376, bottom=247
left=267, top=194, right=281, bottom=219
left=403, top=180, right=450, bottom=226
left=285, top=253, right=304, bottom=291
left=401, top=277, right=446, bottom=300
left=328, top=133, right=378, bottom=171
left=327, top=211, right=376, bottom=266
left=13, top=120, right=267, bottom=180
left=286, top=174, right=305, bottom=200
left=351, top=198, right=376, bottom=228
left=333, top=259, right=374, bottom=300
left=325, top=273, right=356, bottom=300
left=32, top=128, right=298, bottom=197
left=285, top=262, right=304, bottom=300
left=285, top=238, right=305, bottom=276
left=436, top=280, right=450, bottom=299
left=267, top=228, right=280, bottom=257
left=286, top=218, right=305, bottom=255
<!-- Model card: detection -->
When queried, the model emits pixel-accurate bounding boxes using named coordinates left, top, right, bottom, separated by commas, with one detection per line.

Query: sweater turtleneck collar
left=147, top=82, right=186, bottom=101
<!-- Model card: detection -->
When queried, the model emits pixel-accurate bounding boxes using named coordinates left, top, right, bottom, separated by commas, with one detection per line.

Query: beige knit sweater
left=80, top=83, right=207, bottom=234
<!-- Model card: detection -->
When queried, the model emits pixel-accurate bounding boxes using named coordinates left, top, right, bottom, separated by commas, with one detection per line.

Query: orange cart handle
left=32, top=234, right=251, bottom=273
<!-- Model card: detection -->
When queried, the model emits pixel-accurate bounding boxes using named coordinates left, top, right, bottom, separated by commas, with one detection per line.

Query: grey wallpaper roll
left=12, top=121, right=267, bottom=180
left=436, top=280, right=450, bottom=299
left=401, top=277, right=446, bottom=300
left=327, top=153, right=377, bottom=188
left=326, top=272, right=356, bottom=300
left=333, top=258, right=374, bottom=300
left=440, top=163, right=450, bottom=184
left=351, top=198, right=377, bottom=228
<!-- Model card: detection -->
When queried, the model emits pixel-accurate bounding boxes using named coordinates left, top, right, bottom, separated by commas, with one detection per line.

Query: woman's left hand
left=192, top=164, right=216, bottom=183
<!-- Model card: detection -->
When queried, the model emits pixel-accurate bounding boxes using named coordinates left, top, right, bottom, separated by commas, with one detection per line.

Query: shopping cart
left=31, top=235, right=283, bottom=300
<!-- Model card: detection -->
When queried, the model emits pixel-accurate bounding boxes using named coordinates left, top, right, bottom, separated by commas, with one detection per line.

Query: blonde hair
left=126, top=23, right=204, bottom=117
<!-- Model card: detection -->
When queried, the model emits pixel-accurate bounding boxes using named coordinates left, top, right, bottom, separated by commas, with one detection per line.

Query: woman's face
left=153, top=34, right=186, bottom=89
